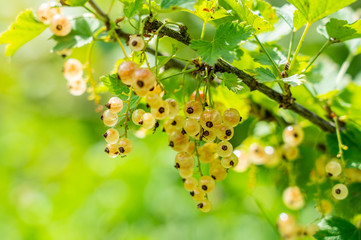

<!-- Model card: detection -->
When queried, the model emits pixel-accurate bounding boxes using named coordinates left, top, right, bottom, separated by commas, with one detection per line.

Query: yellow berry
left=282, top=186, right=305, bottom=210
left=200, top=109, right=222, bottom=131
left=129, top=35, right=145, bottom=52
left=132, top=109, right=145, bottom=125
left=151, top=101, right=169, bottom=120
left=184, top=177, right=198, bottom=191
left=198, top=142, right=217, bottom=164
left=166, top=98, right=179, bottom=118
left=184, top=100, right=203, bottom=119
left=216, top=141, right=233, bottom=157
left=184, top=118, right=201, bottom=137
left=325, top=160, right=342, bottom=177
left=63, top=58, right=83, bottom=81
left=102, top=110, right=118, bottom=127
left=190, top=187, right=205, bottom=201
left=168, top=130, right=190, bottom=152
left=50, top=14, right=72, bottom=37
left=103, top=128, right=119, bottom=144
left=216, top=123, right=234, bottom=141
left=175, top=152, right=194, bottom=169
left=105, top=143, right=119, bottom=158
left=141, top=113, right=156, bottom=130
left=133, top=68, right=156, bottom=94
left=67, top=79, right=86, bottom=96
left=332, top=183, right=348, bottom=200
left=106, top=97, right=123, bottom=113
left=145, top=92, right=163, bottom=108
left=199, top=175, right=215, bottom=193
left=221, top=153, right=238, bottom=168
left=118, top=138, right=133, bottom=155
left=37, top=2, right=62, bottom=25
left=210, top=161, right=227, bottom=181
left=197, top=199, right=212, bottom=212
left=248, top=143, right=267, bottom=165
left=179, top=167, right=194, bottom=178
left=201, top=129, right=217, bottom=142
left=223, top=108, right=241, bottom=127
left=118, top=61, right=138, bottom=85
left=282, top=125, right=304, bottom=146
left=281, top=144, right=299, bottom=161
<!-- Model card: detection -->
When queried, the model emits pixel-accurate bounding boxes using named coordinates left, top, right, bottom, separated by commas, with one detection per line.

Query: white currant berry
left=50, top=14, right=72, bottom=37
left=118, top=61, right=139, bottom=85
left=332, top=183, right=348, bottom=200
left=106, top=97, right=123, bottom=113
left=248, top=143, right=267, bottom=165
left=132, top=109, right=146, bottom=125
left=283, top=125, right=304, bottom=146
left=209, top=161, right=227, bottom=181
left=199, top=175, right=215, bottom=193
left=67, top=79, right=86, bottom=96
left=223, top=108, right=241, bottom=127
left=129, top=35, right=145, bottom=52
left=281, top=144, right=299, bottom=161
left=184, top=177, right=197, bottom=191
left=199, top=142, right=217, bottom=164
left=168, top=130, right=189, bottom=152
left=118, top=138, right=133, bottom=155
left=216, top=123, right=234, bottom=141
left=197, top=198, right=212, bottom=213
left=184, top=118, right=201, bottom=137
left=103, top=128, right=119, bottom=144
left=63, top=58, right=83, bottom=81
left=166, top=98, right=179, bottom=118
left=141, top=113, right=156, bottom=130
left=101, top=109, right=118, bottom=127
left=221, top=153, right=238, bottom=168
left=325, top=160, right=342, bottom=177
left=133, top=68, right=156, bottom=94
left=105, top=143, right=119, bottom=158
left=175, top=152, right=194, bottom=169
left=184, top=100, right=202, bottom=119
left=37, top=2, right=62, bottom=25
left=151, top=101, right=169, bottom=120
left=277, top=213, right=297, bottom=238
left=200, top=109, right=222, bottom=131
left=145, top=92, right=163, bottom=108
left=190, top=187, right=204, bottom=201
left=282, top=186, right=305, bottom=210
left=179, top=167, right=194, bottom=178
left=216, top=141, right=233, bottom=157
left=233, top=149, right=250, bottom=172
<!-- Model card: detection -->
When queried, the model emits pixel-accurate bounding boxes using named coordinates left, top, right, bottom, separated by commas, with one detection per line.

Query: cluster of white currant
left=62, top=58, right=87, bottom=96
left=37, top=1, right=72, bottom=37
left=277, top=213, right=319, bottom=240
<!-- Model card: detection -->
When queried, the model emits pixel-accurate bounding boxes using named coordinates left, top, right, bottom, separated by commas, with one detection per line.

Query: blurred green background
left=0, top=0, right=360, bottom=239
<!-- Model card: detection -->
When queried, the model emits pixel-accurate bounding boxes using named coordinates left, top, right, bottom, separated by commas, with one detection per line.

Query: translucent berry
left=184, top=100, right=203, bottom=119
left=68, top=79, right=86, bottom=96
left=63, top=58, right=83, bottom=81
left=185, top=141, right=195, bottom=154
left=132, top=109, right=145, bottom=125
left=118, top=138, right=133, bottom=155
left=190, top=90, right=204, bottom=102
left=50, top=14, right=72, bottom=37
left=216, top=141, right=233, bottom=157
left=164, top=116, right=184, bottom=133
left=166, top=98, right=179, bottom=118
left=282, top=186, right=305, bottom=210
left=281, top=144, right=299, bottom=161
left=198, top=142, right=217, bottom=164
left=325, top=160, right=342, bottom=177
left=223, top=108, right=241, bottom=127
left=216, top=123, right=234, bottom=141
left=199, top=175, right=215, bottom=193
left=103, top=128, right=119, bottom=144
left=56, top=48, right=72, bottom=58
left=145, top=92, right=162, bottom=109
left=37, top=2, right=62, bottom=25
left=184, top=118, right=201, bottom=137
left=168, top=130, right=189, bottom=152
left=201, top=129, right=217, bottom=142
left=105, top=143, right=119, bottom=158
left=118, top=61, right=138, bottom=85
left=141, top=113, right=156, bottom=130
left=248, top=143, right=267, bottom=165
left=332, top=183, right=348, bottom=200
left=210, top=162, right=227, bottom=181
left=179, top=167, right=194, bottom=178
left=175, top=152, right=194, bottom=169
left=106, top=97, right=123, bottom=113
left=277, top=213, right=297, bottom=238
left=101, top=110, right=118, bottom=127
left=190, top=187, right=204, bottom=201
left=264, top=146, right=280, bottom=167
left=129, top=35, right=145, bottom=52
left=282, top=125, right=304, bottom=146
left=184, top=177, right=197, bottom=191
left=221, top=153, right=238, bottom=168
left=151, top=101, right=169, bottom=120
left=149, top=84, right=164, bottom=97
left=197, top=199, right=212, bottom=213
left=200, top=109, right=222, bottom=131
left=133, top=68, right=156, bottom=94
left=233, top=149, right=250, bottom=172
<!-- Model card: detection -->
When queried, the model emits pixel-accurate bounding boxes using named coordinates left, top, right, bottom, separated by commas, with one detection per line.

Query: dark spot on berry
left=104, top=148, right=110, bottom=153
left=239, top=117, right=243, bottom=122
left=206, top=121, right=213, bottom=128
left=328, top=172, right=333, bottom=177
left=56, top=24, right=62, bottom=31
left=159, top=107, right=165, bottom=113
left=155, top=121, right=159, bottom=128
left=149, top=86, right=155, bottom=91
left=282, top=154, right=287, bottom=160
left=293, top=133, right=298, bottom=138
left=138, top=119, right=143, bottom=125
left=103, top=132, right=108, bottom=138
left=190, top=191, right=195, bottom=196
left=100, top=115, right=104, bottom=120
left=225, top=130, right=232, bottom=136
left=197, top=203, right=204, bottom=208
left=222, top=145, right=228, bottom=151
left=146, top=103, right=150, bottom=108
left=137, top=80, right=144, bottom=88
left=131, top=40, right=138, bottom=47
left=105, top=103, right=111, bottom=109
left=119, top=147, right=125, bottom=153
left=171, top=120, right=177, bottom=126
left=205, top=102, right=209, bottom=107
left=175, top=163, right=180, bottom=169
left=162, top=128, right=166, bottom=132
left=254, top=148, right=259, bottom=153
left=211, top=175, right=216, bottom=180
left=181, top=129, right=187, bottom=135
left=230, top=160, right=234, bottom=166
left=335, top=189, right=341, bottom=194
left=169, top=141, right=174, bottom=147
left=203, top=130, right=209, bottom=137
left=187, top=107, right=194, bottom=114
left=115, top=152, right=119, bottom=155
left=202, top=185, right=207, bottom=191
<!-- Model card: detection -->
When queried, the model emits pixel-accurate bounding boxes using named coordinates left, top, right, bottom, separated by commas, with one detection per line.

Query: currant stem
left=159, top=68, right=198, bottom=81
left=254, top=35, right=282, bottom=77
left=287, top=31, right=295, bottom=64
left=289, top=22, right=311, bottom=72
left=194, top=140, right=203, bottom=177
left=303, top=40, right=331, bottom=73
left=335, top=52, right=355, bottom=89
left=200, top=22, right=207, bottom=40
left=333, top=116, right=347, bottom=182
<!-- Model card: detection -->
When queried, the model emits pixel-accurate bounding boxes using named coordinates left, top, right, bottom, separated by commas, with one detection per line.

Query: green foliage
left=222, top=72, right=243, bottom=93
left=64, top=0, right=89, bottom=6
left=315, top=217, right=361, bottom=240
left=282, top=74, right=305, bottom=86
left=0, top=10, right=47, bottom=56
left=52, top=16, right=101, bottom=51
left=161, top=0, right=195, bottom=9
left=252, top=67, right=277, bottom=83
left=119, top=0, right=144, bottom=18
left=287, top=0, right=356, bottom=24
left=193, top=0, right=228, bottom=23
left=190, top=22, right=253, bottom=65
left=100, top=74, right=131, bottom=100
left=325, top=18, right=361, bottom=42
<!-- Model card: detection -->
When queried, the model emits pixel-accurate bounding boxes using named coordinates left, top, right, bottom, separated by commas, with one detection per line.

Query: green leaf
left=100, top=74, right=131, bottom=100
left=325, top=18, right=361, bottom=42
left=64, top=0, right=89, bottom=6
left=0, top=10, right=47, bottom=56
left=275, top=4, right=295, bottom=30
left=122, top=0, right=144, bottom=18
left=161, top=0, right=195, bottom=9
left=287, top=0, right=356, bottom=24
left=223, top=73, right=243, bottom=93
left=223, top=0, right=273, bottom=33
left=293, top=9, right=307, bottom=30
left=282, top=74, right=305, bottom=86
left=52, top=16, right=101, bottom=51
left=190, top=22, right=254, bottom=65
left=315, top=217, right=361, bottom=240
left=251, top=67, right=277, bottom=83
left=193, top=0, right=228, bottom=23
